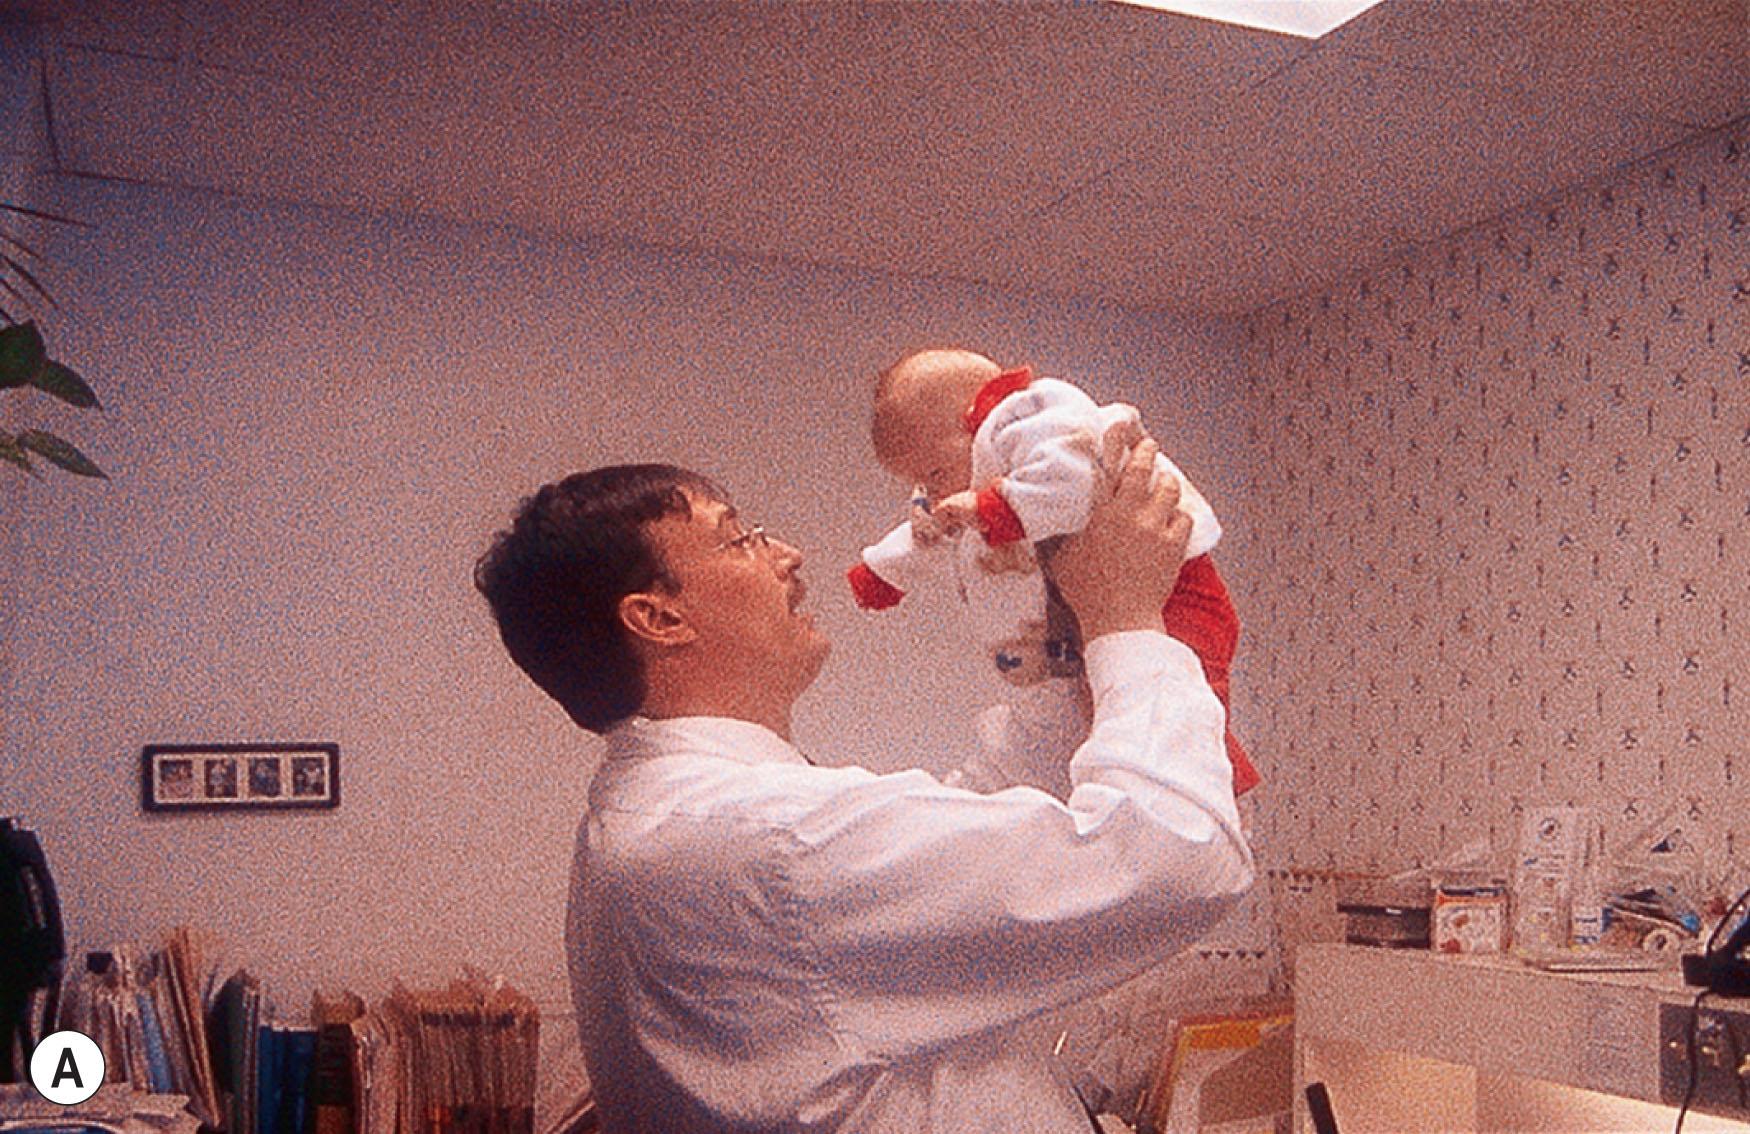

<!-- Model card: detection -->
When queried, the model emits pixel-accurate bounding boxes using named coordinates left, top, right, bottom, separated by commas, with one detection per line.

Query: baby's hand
left=909, top=486, right=947, bottom=546
left=932, top=490, right=979, bottom=536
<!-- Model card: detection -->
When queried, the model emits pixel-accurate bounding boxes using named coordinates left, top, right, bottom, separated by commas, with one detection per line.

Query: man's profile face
left=643, top=491, right=830, bottom=699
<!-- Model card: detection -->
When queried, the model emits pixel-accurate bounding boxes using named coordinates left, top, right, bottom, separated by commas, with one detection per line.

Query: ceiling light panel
left=1110, top=0, right=1387, bottom=39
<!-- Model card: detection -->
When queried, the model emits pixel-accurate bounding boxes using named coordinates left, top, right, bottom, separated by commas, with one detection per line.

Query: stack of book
left=209, top=976, right=538, bottom=1134
left=59, top=932, right=540, bottom=1134
left=207, top=975, right=364, bottom=1134
left=57, top=926, right=223, bottom=1128
left=362, top=977, right=540, bottom=1134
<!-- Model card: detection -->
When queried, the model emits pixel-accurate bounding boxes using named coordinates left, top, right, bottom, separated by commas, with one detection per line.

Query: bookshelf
left=37, top=928, right=545, bottom=1134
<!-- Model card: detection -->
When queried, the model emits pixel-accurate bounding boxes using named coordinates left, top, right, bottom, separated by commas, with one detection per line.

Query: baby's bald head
left=875, top=349, right=1001, bottom=408
left=867, top=349, right=1001, bottom=501
left=870, top=349, right=1000, bottom=480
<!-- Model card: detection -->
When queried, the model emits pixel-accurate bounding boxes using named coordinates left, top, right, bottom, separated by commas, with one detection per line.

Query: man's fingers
left=1112, top=438, right=1161, bottom=501
left=1098, top=416, right=1146, bottom=486
left=1053, top=432, right=1194, bottom=639
left=1162, top=506, right=1193, bottom=546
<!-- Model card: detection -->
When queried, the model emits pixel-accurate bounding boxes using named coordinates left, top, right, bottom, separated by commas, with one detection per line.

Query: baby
left=848, top=348, right=1259, bottom=797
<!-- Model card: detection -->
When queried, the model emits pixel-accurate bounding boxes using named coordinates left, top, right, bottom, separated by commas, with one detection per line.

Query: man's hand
left=1095, top=408, right=1146, bottom=485
left=1046, top=437, right=1190, bottom=642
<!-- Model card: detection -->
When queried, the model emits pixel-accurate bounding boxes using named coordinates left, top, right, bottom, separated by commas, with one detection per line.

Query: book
left=256, top=1024, right=281, bottom=1134
left=276, top=1026, right=317, bottom=1134
left=161, top=927, right=222, bottom=1127
left=310, top=991, right=365, bottom=1134
left=135, top=984, right=174, bottom=1091
left=209, top=970, right=263, bottom=1134
left=258, top=1023, right=316, bottom=1134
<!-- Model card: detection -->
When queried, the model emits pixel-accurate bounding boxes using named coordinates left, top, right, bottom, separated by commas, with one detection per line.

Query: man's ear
left=618, top=590, right=697, bottom=648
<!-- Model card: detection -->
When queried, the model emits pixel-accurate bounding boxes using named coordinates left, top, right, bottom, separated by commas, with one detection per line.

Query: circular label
left=29, top=1029, right=105, bottom=1104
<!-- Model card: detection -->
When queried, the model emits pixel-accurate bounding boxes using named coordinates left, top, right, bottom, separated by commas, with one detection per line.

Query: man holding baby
left=474, top=417, right=1254, bottom=1131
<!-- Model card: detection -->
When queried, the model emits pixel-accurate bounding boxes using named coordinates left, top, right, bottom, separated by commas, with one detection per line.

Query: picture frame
left=141, top=742, right=340, bottom=813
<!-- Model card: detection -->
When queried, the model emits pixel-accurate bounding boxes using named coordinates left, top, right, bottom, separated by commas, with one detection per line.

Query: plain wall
left=0, top=175, right=1247, bottom=1024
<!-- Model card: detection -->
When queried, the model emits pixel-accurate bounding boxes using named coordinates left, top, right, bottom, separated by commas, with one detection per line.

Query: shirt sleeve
left=946, top=679, right=1090, bottom=799
left=779, top=631, right=1254, bottom=1057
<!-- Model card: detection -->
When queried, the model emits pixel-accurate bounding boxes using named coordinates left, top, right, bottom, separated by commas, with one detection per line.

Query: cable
left=1674, top=987, right=1708, bottom=1134
left=1732, top=998, right=1749, bottom=1113
left=1707, top=886, right=1750, bottom=956
left=1675, top=879, right=1748, bottom=1134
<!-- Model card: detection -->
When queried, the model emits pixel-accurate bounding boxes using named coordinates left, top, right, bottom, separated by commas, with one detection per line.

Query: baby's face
left=882, top=418, right=974, bottom=503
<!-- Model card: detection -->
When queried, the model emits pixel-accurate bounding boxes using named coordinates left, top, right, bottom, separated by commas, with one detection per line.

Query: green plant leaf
left=17, top=428, right=106, bottom=478
left=0, top=201, right=89, bottom=227
left=32, top=360, right=100, bottom=409
left=0, top=250, right=55, bottom=307
left=0, top=228, right=44, bottom=260
left=0, top=431, right=40, bottom=476
left=0, top=272, right=30, bottom=312
left=0, top=320, right=46, bottom=389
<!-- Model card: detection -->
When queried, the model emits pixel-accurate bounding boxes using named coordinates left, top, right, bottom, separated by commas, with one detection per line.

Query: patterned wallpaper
left=1233, top=116, right=1749, bottom=888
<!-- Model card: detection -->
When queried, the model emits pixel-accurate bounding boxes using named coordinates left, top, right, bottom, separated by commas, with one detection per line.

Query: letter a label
left=29, top=1029, right=104, bottom=1104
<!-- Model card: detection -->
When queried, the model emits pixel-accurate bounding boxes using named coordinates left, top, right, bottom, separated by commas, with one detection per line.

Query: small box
left=1512, top=806, right=1602, bottom=955
left=1336, top=875, right=1432, bottom=949
left=1432, top=886, right=1508, bottom=954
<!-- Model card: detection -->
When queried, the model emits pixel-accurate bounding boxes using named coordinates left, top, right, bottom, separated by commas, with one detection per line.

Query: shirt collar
left=605, top=715, right=812, bottom=768
left=960, top=365, right=1035, bottom=434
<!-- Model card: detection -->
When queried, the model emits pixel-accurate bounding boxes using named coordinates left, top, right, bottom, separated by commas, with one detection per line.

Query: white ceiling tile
left=179, top=0, right=488, bottom=97
left=1224, top=52, right=1695, bottom=238
left=51, top=49, right=177, bottom=179
left=1328, top=0, right=1750, bottom=129
left=983, top=49, right=1697, bottom=314
left=965, top=168, right=1290, bottom=316
left=29, top=0, right=1748, bottom=318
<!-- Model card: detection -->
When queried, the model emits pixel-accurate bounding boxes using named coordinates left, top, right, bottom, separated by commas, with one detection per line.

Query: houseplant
left=0, top=200, right=104, bottom=480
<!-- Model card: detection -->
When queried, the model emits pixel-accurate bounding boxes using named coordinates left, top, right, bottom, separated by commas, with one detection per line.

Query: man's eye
left=719, top=525, right=768, bottom=553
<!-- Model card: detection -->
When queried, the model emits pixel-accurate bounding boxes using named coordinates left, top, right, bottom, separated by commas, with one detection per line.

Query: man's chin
left=800, top=633, right=832, bottom=680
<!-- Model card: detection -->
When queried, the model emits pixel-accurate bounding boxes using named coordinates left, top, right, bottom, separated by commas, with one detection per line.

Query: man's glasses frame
left=715, top=524, right=771, bottom=555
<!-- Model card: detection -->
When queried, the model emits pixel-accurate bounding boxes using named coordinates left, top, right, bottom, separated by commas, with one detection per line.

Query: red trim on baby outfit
left=961, top=366, right=1034, bottom=434
left=960, top=366, right=1035, bottom=545
left=973, top=486, right=1027, bottom=545
left=847, top=562, right=905, bottom=611
left=1162, top=555, right=1236, bottom=669
left=1163, top=554, right=1261, bottom=797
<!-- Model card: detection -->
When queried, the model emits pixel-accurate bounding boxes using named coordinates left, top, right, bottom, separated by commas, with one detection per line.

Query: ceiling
left=12, top=0, right=1750, bottom=318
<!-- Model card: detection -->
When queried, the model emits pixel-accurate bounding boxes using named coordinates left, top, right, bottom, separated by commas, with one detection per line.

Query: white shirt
left=566, top=631, right=1254, bottom=1132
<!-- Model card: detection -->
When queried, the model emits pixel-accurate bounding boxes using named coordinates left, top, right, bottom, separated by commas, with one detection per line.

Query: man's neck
left=639, top=681, right=794, bottom=741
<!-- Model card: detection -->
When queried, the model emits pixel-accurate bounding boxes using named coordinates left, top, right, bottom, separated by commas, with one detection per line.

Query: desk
left=1293, top=943, right=1750, bottom=1133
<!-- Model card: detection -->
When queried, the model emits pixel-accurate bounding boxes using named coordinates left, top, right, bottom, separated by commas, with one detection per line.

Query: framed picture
left=141, top=742, right=340, bottom=813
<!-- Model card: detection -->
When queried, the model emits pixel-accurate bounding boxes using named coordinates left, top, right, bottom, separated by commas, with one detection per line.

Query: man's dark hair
left=474, top=464, right=725, bottom=733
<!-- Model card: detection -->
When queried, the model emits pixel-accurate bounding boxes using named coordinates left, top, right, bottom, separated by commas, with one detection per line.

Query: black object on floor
left=1305, top=1081, right=1341, bottom=1134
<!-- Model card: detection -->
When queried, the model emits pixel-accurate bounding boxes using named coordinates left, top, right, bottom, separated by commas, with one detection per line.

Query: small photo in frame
left=142, top=742, right=339, bottom=813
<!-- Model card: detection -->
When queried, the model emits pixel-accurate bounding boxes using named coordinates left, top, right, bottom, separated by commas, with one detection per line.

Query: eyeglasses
left=715, top=524, right=771, bottom=556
